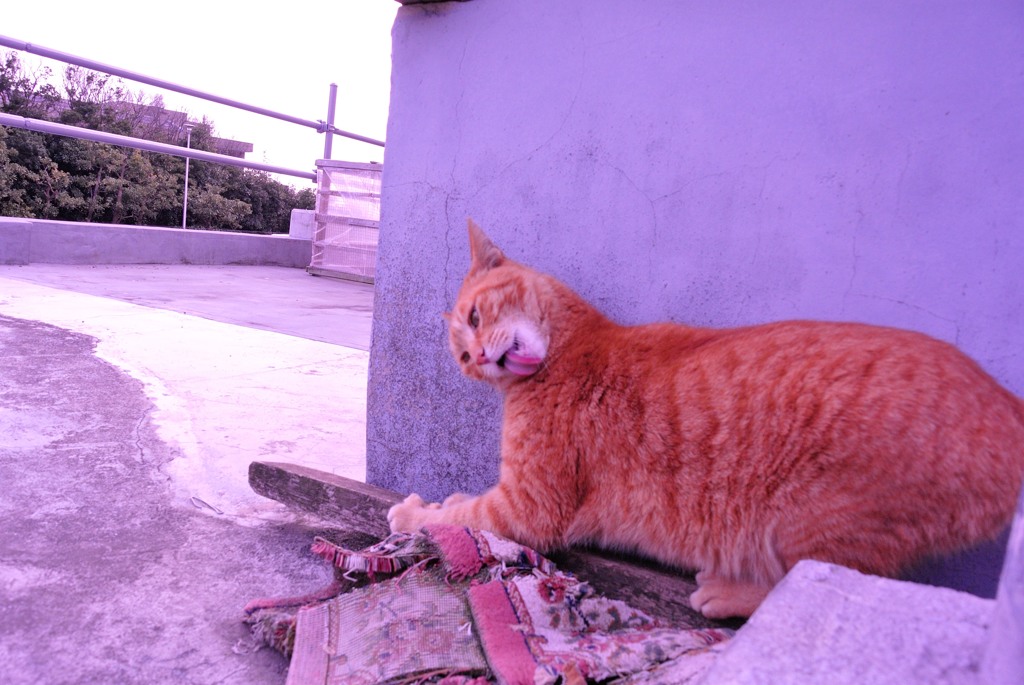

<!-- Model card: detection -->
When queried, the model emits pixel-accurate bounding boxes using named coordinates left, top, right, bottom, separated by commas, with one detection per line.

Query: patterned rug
left=245, top=525, right=732, bottom=685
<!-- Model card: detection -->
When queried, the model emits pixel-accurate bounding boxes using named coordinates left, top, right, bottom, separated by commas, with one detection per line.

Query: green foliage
left=0, top=51, right=316, bottom=232
left=0, top=126, right=75, bottom=218
left=225, top=169, right=314, bottom=233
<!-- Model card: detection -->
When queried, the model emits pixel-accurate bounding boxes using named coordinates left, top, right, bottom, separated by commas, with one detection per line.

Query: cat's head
left=445, top=219, right=550, bottom=387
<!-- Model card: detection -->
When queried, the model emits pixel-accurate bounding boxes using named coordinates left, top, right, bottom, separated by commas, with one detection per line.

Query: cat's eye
left=469, top=307, right=480, bottom=329
left=460, top=351, right=471, bottom=364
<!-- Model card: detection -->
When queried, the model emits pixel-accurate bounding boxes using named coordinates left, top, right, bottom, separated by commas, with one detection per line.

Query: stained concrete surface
left=0, top=265, right=374, bottom=684
left=0, top=265, right=372, bottom=520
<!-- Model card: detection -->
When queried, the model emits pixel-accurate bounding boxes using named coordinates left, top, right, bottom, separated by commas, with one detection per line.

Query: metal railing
left=0, top=111, right=318, bottom=181
left=0, top=34, right=385, bottom=182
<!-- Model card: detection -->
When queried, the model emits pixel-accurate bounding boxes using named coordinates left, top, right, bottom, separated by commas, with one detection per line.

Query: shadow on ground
left=0, top=315, right=328, bottom=684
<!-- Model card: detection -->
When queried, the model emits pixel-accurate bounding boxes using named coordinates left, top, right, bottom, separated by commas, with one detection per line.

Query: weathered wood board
left=249, top=461, right=739, bottom=630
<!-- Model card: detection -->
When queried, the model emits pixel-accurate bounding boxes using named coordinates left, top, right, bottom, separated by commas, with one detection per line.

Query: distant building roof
left=213, top=138, right=254, bottom=158
left=39, top=97, right=253, bottom=159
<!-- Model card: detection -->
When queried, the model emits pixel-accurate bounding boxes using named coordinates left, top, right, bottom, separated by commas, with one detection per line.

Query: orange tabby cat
left=388, top=219, right=1024, bottom=619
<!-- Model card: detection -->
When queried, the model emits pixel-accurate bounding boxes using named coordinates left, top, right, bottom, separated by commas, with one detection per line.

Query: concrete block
left=289, top=209, right=315, bottom=240
left=982, top=486, right=1024, bottom=684
left=701, top=561, right=993, bottom=685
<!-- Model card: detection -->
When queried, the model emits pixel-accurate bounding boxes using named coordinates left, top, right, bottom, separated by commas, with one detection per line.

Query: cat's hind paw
left=387, top=493, right=432, bottom=533
left=690, top=574, right=771, bottom=619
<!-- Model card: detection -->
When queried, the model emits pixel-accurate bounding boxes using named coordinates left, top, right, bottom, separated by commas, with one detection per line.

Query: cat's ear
left=467, top=218, right=506, bottom=274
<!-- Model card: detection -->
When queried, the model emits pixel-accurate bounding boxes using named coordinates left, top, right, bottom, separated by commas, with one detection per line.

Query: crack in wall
left=844, top=227, right=862, bottom=308
left=466, top=6, right=587, bottom=203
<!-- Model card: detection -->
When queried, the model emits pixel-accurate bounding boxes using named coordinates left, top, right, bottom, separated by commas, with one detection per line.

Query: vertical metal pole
left=323, top=83, right=338, bottom=160
left=182, top=123, right=194, bottom=229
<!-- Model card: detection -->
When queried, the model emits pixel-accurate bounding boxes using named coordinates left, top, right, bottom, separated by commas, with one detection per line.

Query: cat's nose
left=475, top=348, right=489, bottom=365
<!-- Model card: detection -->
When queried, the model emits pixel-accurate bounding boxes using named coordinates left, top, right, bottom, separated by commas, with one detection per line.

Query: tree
left=0, top=127, right=30, bottom=217
left=0, top=126, right=75, bottom=218
left=225, top=170, right=316, bottom=234
left=0, top=52, right=60, bottom=118
left=0, top=50, right=320, bottom=232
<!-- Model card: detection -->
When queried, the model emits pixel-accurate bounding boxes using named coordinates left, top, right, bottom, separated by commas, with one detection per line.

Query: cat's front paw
left=442, top=492, right=472, bottom=508
left=387, top=493, right=433, bottom=533
left=690, top=573, right=771, bottom=619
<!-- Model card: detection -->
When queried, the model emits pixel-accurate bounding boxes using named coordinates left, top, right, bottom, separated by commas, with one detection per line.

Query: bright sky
left=3, top=0, right=398, bottom=187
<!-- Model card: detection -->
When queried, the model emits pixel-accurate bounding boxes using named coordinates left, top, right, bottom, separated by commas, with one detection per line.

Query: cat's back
left=655, top=319, right=1024, bottom=458
left=675, top=319, right=1021, bottom=415
left=611, top=318, right=999, bottom=393
left=569, top=317, right=1024, bottom=574
left=543, top=315, right=1023, bottom=442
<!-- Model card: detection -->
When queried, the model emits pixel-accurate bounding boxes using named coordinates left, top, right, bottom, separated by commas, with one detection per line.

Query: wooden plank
left=248, top=461, right=738, bottom=630
left=305, top=266, right=374, bottom=284
left=249, top=461, right=399, bottom=538
left=546, top=548, right=733, bottom=630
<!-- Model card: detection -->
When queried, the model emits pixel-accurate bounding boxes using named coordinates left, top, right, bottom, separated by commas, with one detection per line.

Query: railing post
left=324, top=83, right=338, bottom=161
left=182, top=123, right=194, bottom=229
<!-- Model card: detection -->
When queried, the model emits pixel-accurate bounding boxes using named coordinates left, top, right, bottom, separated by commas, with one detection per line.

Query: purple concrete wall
left=0, top=218, right=311, bottom=267
left=368, top=1, right=1024, bottom=535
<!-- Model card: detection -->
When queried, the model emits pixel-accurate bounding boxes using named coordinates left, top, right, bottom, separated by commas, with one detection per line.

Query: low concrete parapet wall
left=0, top=218, right=312, bottom=268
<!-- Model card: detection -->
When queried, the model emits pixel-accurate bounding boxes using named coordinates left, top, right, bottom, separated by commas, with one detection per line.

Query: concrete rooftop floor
left=0, top=264, right=374, bottom=684
left=2, top=264, right=1020, bottom=684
